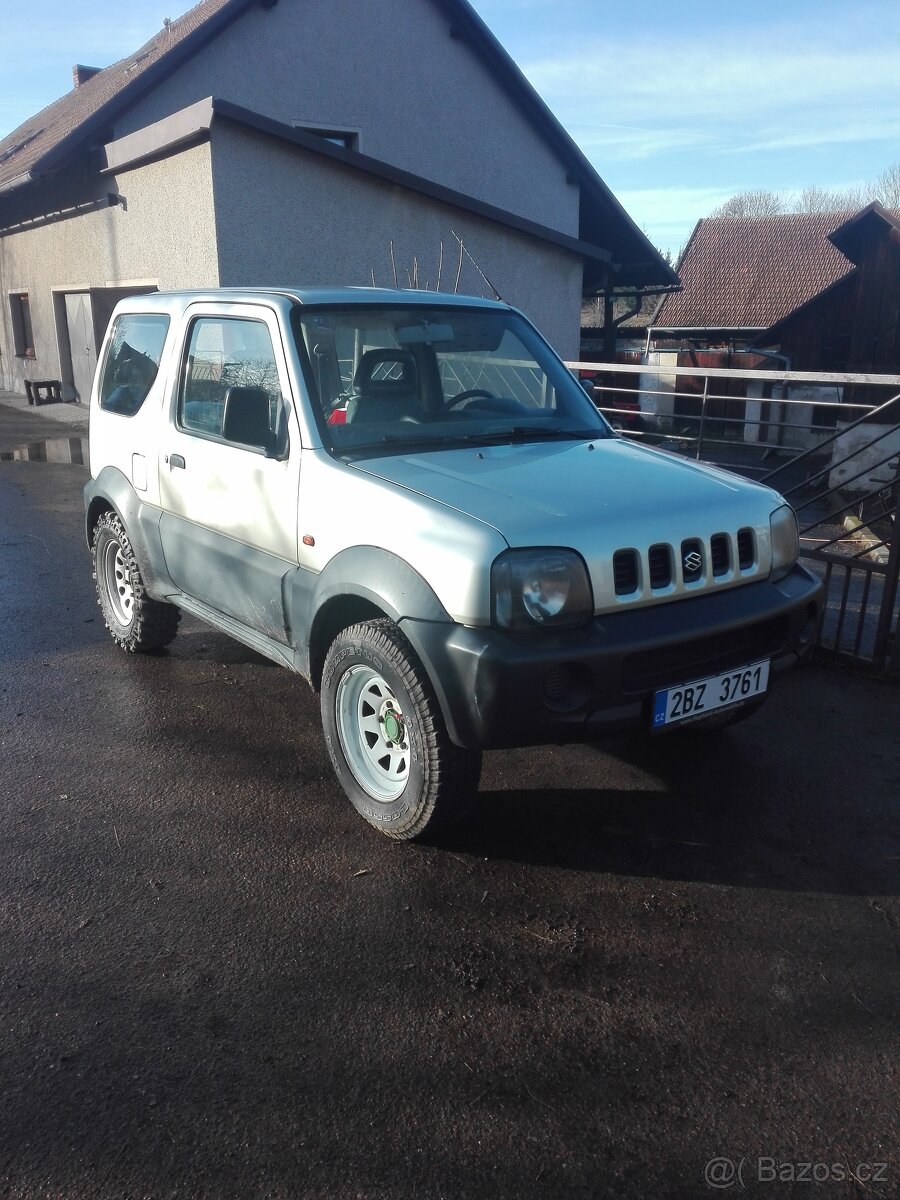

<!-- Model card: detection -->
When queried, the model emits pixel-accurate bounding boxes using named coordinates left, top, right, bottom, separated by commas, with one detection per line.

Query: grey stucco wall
left=0, top=144, right=218, bottom=396
left=114, top=0, right=580, bottom=237
left=210, top=123, right=583, bottom=358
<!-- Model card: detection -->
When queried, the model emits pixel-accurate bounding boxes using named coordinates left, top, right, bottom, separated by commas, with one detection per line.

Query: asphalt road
left=1, top=405, right=898, bottom=1200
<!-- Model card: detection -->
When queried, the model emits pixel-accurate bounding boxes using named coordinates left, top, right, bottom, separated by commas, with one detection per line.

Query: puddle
left=0, top=437, right=89, bottom=467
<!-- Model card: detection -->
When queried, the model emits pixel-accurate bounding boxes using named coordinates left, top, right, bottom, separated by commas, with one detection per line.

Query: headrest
left=353, top=349, right=418, bottom=396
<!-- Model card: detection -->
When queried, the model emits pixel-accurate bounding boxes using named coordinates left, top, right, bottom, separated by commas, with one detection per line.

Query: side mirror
left=222, top=386, right=276, bottom=454
left=580, top=377, right=597, bottom=402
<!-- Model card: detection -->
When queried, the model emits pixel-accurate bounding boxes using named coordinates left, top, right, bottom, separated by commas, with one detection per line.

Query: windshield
left=291, top=304, right=611, bottom=456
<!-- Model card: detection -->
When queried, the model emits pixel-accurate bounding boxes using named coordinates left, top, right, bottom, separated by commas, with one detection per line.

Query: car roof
left=112, top=287, right=512, bottom=313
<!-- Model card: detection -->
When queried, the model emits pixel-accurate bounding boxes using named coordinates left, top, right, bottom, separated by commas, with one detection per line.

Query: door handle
left=168, top=453, right=186, bottom=470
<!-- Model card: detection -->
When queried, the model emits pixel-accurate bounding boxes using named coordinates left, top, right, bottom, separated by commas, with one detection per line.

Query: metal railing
left=566, top=359, right=900, bottom=674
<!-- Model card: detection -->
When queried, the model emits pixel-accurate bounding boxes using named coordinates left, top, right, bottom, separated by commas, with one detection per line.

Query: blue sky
left=2, top=0, right=898, bottom=255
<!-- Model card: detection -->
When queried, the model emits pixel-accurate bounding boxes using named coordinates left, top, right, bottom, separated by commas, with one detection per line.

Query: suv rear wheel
left=92, top=511, right=180, bottom=652
left=321, top=619, right=481, bottom=839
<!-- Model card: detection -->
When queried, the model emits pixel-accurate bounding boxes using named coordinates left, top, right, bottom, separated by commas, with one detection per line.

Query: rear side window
left=99, top=314, right=169, bottom=415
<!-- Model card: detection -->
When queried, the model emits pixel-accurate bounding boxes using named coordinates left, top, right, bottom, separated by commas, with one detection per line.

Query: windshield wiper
left=461, top=426, right=605, bottom=445
left=337, top=426, right=606, bottom=461
left=337, top=433, right=457, bottom=459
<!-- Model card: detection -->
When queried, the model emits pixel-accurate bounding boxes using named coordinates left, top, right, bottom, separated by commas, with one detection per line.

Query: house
left=0, top=0, right=676, bottom=402
left=641, top=206, right=900, bottom=446
left=758, top=204, right=900, bottom=377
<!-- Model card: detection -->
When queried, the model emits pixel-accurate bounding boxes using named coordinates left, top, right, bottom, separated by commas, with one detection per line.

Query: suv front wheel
left=320, top=619, right=481, bottom=839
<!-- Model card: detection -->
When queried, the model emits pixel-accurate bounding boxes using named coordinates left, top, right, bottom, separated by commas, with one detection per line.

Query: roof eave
left=212, top=99, right=615, bottom=267
left=98, top=96, right=617, bottom=272
left=752, top=268, right=858, bottom=345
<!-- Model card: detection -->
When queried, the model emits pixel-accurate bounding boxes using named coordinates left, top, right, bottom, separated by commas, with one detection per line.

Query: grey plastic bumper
left=401, top=564, right=823, bottom=749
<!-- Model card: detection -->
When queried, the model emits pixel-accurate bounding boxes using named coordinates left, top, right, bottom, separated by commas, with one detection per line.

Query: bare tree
left=710, top=189, right=785, bottom=218
left=792, top=183, right=866, bottom=212
left=870, top=161, right=900, bottom=207
left=711, top=161, right=900, bottom=221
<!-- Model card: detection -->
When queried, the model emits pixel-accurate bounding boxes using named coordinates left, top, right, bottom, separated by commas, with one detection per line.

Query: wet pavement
left=0, top=435, right=89, bottom=466
left=0, top=404, right=898, bottom=1199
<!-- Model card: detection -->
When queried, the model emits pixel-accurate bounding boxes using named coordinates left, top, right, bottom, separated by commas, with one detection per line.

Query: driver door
left=158, top=303, right=300, bottom=642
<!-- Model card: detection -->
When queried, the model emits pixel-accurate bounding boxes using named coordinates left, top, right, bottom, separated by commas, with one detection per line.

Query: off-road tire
left=321, top=618, right=481, bottom=840
left=92, top=511, right=180, bottom=653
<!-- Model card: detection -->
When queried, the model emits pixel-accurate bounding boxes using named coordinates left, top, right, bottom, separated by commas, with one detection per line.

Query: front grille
left=648, top=544, right=672, bottom=588
left=710, top=534, right=730, bottom=575
left=737, top=528, right=755, bottom=569
left=622, top=616, right=789, bottom=693
left=681, top=538, right=703, bottom=582
left=613, top=549, right=639, bottom=595
left=611, top=527, right=758, bottom=603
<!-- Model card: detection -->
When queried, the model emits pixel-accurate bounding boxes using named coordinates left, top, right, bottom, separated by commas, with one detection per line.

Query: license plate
left=652, top=659, right=770, bottom=728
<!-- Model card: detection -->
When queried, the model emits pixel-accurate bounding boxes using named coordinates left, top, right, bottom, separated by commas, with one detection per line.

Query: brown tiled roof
left=0, top=0, right=244, bottom=192
left=655, top=212, right=861, bottom=330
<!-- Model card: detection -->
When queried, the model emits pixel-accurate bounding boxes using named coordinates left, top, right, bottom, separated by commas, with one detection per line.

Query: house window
left=10, top=293, right=35, bottom=358
left=293, top=123, right=359, bottom=151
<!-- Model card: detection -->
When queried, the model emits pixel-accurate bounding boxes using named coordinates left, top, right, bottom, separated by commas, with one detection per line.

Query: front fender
left=290, top=545, right=453, bottom=677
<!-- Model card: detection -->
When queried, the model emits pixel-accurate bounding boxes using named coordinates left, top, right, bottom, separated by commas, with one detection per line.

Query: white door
left=64, top=292, right=97, bottom=403
left=157, top=305, right=301, bottom=640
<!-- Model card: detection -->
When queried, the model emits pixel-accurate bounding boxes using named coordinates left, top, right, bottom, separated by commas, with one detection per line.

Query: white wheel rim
left=335, top=665, right=410, bottom=802
left=103, top=539, right=134, bottom=627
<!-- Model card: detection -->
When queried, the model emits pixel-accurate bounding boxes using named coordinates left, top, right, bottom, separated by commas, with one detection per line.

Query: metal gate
left=760, top=395, right=899, bottom=674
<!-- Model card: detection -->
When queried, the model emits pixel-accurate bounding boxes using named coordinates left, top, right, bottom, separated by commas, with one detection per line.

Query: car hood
left=351, top=437, right=779, bottom=543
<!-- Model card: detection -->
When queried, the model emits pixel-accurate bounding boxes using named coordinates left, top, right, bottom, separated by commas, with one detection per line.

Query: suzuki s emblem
left=683, top=550, right=703, bottom=573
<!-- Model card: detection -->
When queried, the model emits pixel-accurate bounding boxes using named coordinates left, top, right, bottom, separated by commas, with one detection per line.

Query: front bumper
left=401, top=564, right=823, bottom=749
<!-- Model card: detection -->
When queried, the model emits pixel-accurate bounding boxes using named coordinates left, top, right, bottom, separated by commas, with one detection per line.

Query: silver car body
left=85, top=286, right=822, bottom=765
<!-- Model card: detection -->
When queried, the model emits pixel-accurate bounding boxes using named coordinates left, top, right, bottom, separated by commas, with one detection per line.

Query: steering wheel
left=443, top=388, right=497, bottom=412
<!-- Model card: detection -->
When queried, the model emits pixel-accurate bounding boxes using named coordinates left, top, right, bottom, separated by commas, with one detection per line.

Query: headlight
left=770, top=504, right=799, bottom=582
left=492, top=548, right=593, bottom=630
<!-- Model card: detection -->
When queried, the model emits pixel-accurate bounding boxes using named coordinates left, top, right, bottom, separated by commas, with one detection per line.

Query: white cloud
left=521, top=39, right=900, bottom=164
left=613, top=185, right=738, bottom=252
left=4, top=13, right=165, bottom=61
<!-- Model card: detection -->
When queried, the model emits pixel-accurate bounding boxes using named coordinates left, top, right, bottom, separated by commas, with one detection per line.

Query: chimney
left=72, top=64, right=102, bottom=88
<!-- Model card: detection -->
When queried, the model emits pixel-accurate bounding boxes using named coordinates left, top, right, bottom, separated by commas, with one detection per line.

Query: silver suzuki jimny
left=85, top=288, right=822, bottom=839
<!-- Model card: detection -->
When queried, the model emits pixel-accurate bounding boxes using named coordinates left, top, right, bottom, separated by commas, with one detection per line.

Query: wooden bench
left=25, top=380, right=63, bottom=405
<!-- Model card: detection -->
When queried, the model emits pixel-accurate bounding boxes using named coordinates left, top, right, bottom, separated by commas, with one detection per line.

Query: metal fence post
left=696, top=377, right=709, bottom=460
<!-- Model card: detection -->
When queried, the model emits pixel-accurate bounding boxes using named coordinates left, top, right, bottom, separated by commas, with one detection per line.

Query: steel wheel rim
left=335, top=665, right=410, bottom=801
left=103, top=538, right=135, bottom=627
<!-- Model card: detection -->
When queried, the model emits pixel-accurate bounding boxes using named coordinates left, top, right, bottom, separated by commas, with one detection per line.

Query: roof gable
left=827, top=201, right=900, bottom=262
left=0, top=0, right=675, bottom=288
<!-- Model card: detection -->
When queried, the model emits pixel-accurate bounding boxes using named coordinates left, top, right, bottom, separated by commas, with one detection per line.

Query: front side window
left=99, top=313, right=169, bottom=415
left=178, top=316, right=285, bottom=452
left=292, top=305, right=610, bottom=457
left=9, top=293, right=35, bottom=358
